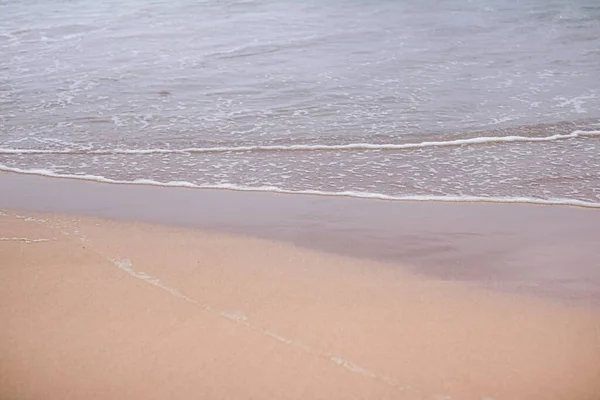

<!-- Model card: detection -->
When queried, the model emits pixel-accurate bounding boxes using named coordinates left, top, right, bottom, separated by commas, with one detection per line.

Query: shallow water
left=1, top=0, right=599, bottom=205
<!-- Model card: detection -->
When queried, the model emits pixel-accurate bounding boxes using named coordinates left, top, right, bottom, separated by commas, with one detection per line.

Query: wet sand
left=1, top=172, right=599, bottom=306
left=1, top=210, right=600, bottom=399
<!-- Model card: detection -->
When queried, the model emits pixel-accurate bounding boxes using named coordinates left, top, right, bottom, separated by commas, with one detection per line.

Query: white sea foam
left=1, top=163, right=599, bottom=209
left=1, top=130, right=599, bottom=155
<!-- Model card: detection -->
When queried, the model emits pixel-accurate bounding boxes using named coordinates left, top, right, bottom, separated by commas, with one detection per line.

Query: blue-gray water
left=1, top=0, right=600, bottom=206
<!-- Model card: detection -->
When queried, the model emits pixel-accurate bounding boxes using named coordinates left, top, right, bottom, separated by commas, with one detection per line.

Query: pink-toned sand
left=1, top=210, right=599, bottom=399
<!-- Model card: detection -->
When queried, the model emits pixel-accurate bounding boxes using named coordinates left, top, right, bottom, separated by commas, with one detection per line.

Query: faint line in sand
left=108, top=259, right=412, bottom=394
left=0, top=237, right=50, bottom=244
left=106, top=257, right=420, bottom=394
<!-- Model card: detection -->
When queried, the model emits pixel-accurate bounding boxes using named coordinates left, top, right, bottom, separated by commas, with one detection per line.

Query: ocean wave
left=1, top=163, right=599, bottom=209
left=1, top=130, right=599, bottom=156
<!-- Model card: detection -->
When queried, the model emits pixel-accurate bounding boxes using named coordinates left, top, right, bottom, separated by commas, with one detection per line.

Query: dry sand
left=1, top=210, right=599, bottom=399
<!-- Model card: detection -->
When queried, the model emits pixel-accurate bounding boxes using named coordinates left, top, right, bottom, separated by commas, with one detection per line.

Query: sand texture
left=1, top=210, right=600, bottom=399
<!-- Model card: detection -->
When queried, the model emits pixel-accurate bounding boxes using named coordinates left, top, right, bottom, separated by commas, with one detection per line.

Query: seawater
left=1, top=0, right=599, bottom=206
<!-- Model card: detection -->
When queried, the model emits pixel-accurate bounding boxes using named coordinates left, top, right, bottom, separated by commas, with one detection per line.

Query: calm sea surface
left=1, top=0, right=599, bottom=206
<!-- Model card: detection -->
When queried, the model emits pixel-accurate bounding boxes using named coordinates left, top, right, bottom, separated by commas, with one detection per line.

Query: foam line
left=1, top=130, right=599, bottom=155
left=1, top=163, right=599, bottom=208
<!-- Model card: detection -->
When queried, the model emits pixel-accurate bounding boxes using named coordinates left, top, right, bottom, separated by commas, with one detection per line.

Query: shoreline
left=2, top=210, right=600, bottom=399
left=1, top=171, right=600, bottom=307
left=2, top=166, right=600, bottom=209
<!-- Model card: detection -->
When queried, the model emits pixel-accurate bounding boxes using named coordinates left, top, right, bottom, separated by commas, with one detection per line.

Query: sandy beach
left=2, top=209, right=600, bottom=399
left=2, top=0, right=600, bottom=397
